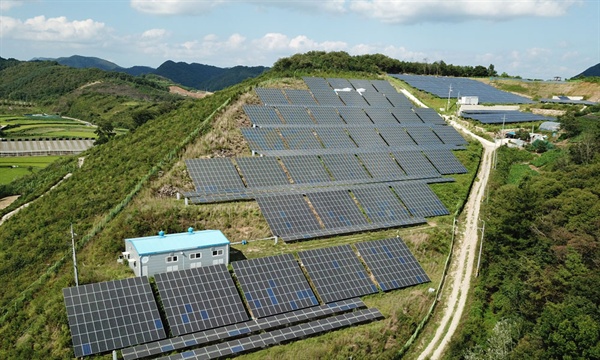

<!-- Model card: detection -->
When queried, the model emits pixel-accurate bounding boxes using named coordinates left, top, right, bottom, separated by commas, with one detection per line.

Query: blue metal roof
left=127, top=229, right=230, bottom=256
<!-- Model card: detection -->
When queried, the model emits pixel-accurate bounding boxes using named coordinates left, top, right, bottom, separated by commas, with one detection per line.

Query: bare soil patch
left=169, top=86, right=211, bottom=99
left=0, top=195, right=20, bottom=210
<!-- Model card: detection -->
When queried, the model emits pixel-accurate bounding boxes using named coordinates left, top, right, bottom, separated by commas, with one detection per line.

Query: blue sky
left=1, top=0, right=598, bottom=79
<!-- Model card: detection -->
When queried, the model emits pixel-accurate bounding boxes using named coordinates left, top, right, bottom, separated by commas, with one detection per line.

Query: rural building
left=123, top=228, right=230, bottom=277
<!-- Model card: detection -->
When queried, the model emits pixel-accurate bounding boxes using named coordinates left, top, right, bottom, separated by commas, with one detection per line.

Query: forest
left=449, top=108, right=600, bottom=359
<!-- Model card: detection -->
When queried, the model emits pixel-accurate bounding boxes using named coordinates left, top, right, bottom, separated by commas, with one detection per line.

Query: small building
left=123, top=228, right=230, bottom=277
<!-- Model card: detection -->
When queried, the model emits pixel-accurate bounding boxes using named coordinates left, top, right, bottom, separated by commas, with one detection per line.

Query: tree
left=94, top=121, right=115, bottom=145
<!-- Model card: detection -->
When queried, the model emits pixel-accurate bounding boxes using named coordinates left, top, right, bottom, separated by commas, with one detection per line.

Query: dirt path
left=417, top=119, right=496, bottom=359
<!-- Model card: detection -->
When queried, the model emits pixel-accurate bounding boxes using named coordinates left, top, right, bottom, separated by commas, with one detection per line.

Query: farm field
left=0, top=114, right=97, bottom=139
left=0, top=156, right=61, bottom=185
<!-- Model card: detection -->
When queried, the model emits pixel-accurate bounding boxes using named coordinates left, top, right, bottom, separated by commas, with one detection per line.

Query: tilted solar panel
left=298, top=245, right=378, bottom=303
left=255, top=88, right=290, bottom=105
left=279, top=128, right=322, bottom=150
left=232, top=254, right=319, bottom=318
left=392, top=182, right=449, bottom=217
left=347, top=128, right=388, bottom=148
left=307, top=106, right=345, bottom=125
left=422, top=149, right=467, bottom=174
left=357, top=152, right=406, bottom=179
left=307, top=190, right=369, bottom=229
left=379, top=127, right=417, bottom=147
left=279, top=155, right=331, bottom=184
left=337, top=107, right=373, bottom=125
left=351, top=186, right=411, bottom=224
left=284, top=89, right=318, bottom=105
left=243, top=105, right=283, bottom=125
left=355, top=238, right=430, bottom=291
left=277, top=106, right=315, bottom=125
left=154, top=265, right=249, bottom=336
left=186, top=158, right=245, bottom=194
left=255, top=194, right=323, bottom=238
left=392, top=151, right=440, bottom=177
left=320, top=153, right=371, bottom=181
left=241, top=128, right=287, bottom=152
left=314, top=128, right=356, bottom=149
left=235, top=157, right=290, bottom=188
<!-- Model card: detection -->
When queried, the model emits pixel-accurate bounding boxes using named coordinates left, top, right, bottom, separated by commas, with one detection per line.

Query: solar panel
left=337, top=90, right=370, bottom=107
left=243, top=105, right=283, bottom=125
left=284, top=89, right=318, bottom=105
left=63, top=277, right=166, bottom=357
left=414, top=108, right=446, bottom=124
left=379, top=127, right=417, bottom=147
left=279, top=155, right=331, bottom=184
left=314, top=128, right=356, bottom=149
left=235, top=157, right=290, bottom=188
left=327, top=77, right=353, bottom=90
left=307, top=106, right=345, bottom=125
left=392, top=151, right=440, bottom=177
left=423, top=149, right=468, bottom=174
left=158, top=308, right=383, bottom=360
left=154, top=265, right=249, bottom=336
left=391, top=108, right=423, bottom=123
left=351, top=186, right=411, bottom=223
left=232, top=254, right=319, bottom=318
left=241, top=128, right=287, bottom=152
left=298, top=245, right=378, bottom=303
left=362, top=91, right=394, bottom=107
left=370, top=79, right=398, bottom=94
left=320, top=153, right=371, bottom=181
left=186, top=158, right=245, bottom=194
left=364, top=108, right=399, bottom=125
left=349, top=79, right=377, bottom=92
left=392, top=182, right=449, bottom=217
left=278, top=128, right=322, bottom=149
left=385, top=92, right=414, bottom=108
left=255, top=194, right=322, bottom=238
left=355, top=238, right=430, bottom=291
left=406, top=127, right=444, bottom=145
left=431, top=126, right=468, bottom=145
left=337, top=107, right=372, bottom=125
left=357, top=152, right=406, bottom=179
left=255, top=88, right=290, bottom=105
left=276, top=106, right=315, bottom=125
left=307, top=190, right=369, bottom=228
left=391, top=74, right=533, bottom=104
left=346, top=128, right=388, bottom=148
left=303, top=77, right=331, bottom=92
left=311, top=89, right=345, bottom=106
left=121, top=298, right=366, bottom=360
left=460, top=110, right=554, bottom=124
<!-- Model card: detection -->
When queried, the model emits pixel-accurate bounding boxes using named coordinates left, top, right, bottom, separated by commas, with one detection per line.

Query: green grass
left=0, top=115, right=96, bottom=139
left=0, top=156, right=61, bottom=185
left=507, top=163, right=538, bottom=184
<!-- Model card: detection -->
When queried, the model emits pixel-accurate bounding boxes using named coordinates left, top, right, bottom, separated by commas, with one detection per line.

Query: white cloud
left=141, top=28, right=169, bottom=40
left=130, top=0, right=345, bottom=15
left=1, top=15, right=108, bottom=42
left=130, top=0, right=227, bottom=15
left=349, top=0, right=579, bottom=24
left=1, top=0, right=28, bottom=11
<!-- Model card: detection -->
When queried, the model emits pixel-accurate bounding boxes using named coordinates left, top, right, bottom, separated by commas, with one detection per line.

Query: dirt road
left=417, top=119, right=496, bottom=359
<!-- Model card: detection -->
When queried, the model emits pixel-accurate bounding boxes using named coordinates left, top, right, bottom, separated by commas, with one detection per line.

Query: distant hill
left=38, top=55, right=268, bottom=91
left=575, top=63, right=600, bottom=78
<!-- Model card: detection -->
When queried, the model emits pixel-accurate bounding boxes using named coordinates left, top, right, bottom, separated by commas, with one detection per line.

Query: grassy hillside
left=0, top=64, right=483, bottom=360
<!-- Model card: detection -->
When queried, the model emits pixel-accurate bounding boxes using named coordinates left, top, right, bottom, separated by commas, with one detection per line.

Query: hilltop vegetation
left=0, top=51, right=598, bottom=359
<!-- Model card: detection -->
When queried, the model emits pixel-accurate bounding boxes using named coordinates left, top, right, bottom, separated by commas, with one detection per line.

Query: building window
left=166, top=255, right=178, bottom=263
left=212, top=249, right=224, bottom=257
left=189, top=253, right=202, bottom=260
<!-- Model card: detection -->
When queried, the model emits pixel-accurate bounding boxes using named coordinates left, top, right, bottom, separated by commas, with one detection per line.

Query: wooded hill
left=0, top=52, right=598, bottom=359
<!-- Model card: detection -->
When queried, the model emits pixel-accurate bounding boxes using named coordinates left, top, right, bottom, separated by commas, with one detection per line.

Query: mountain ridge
left=33, top=55, right=268, bottom=91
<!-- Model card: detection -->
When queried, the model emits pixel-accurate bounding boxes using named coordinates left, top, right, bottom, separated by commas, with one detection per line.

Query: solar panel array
left=356, top=238, right=430, bottom=291
left=63, top=277, right=166, bottom=357
left=298, top=245, right=378, bottom=303
left=351, top=186, right=411, bottom=224
left=185, top=77, right=468, bottom=241
left=154, top=265, right=249, bottom=336
left=391, top=74, right=534, bottom=104
left=232, top=254, right=319, bottom=318
left=393, top=182, right=450, bottom=217
left=460, top=110, right=556, bottom=124
left=121, top=298, right=367, bottom=360
left=160, top=308, right=384, bottom=360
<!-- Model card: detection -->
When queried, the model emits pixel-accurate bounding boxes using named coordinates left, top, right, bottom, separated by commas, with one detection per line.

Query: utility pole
left=446, top=84, right=453, bottom=111
left=71, top=223, right=79, bottom=286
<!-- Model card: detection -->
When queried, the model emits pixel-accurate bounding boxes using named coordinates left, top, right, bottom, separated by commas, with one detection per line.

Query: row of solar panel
left=390, top=74, right=534, bottom=104
left=122, top=298, right=366, bottom=360
left=65, top=238, right=428, bottom=357
left=185, top=150, right=466, bottom=196
left=244, top=104, right=445, bottom=126
left=255, top=86, right=413, bottom=108
left=256, top=182, right=449, bottom=241
left=241, top=126, right=466, bottom=153
left=460, top=110, right=556, bottom=124
left=303, top=76, right=399, bottom=95
left=159, top=308, right=384, bottom=360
